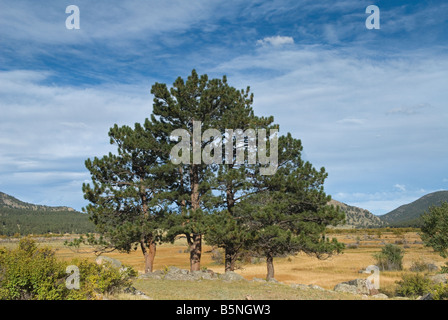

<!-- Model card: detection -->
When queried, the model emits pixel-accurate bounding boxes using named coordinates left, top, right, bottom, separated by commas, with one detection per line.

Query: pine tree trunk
left=190, top=234, right=202, bottom=271
left=140, top=238, right=156, bottom=273
left=266, top=252, right=274, bottom=281
left=189, top=163, right=202, bottom=272
left=225, top=247, right=236, bottom=272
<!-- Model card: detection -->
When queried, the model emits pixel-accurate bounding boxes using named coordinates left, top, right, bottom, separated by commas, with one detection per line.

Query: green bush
left=373, top=244, right=404, bottom=271
left=0, top=237, right=136, bottom=300
left=409, top=259, right=438, bottom=273
left=430, top=283, right=448, bottom=300
left=395, top=273, right=433, bottom=298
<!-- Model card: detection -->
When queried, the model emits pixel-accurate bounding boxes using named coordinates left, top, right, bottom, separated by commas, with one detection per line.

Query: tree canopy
left=78, top=69, right=345, bottom=277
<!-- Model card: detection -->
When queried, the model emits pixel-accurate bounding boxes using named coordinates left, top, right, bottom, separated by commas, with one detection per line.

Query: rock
left=427, top=273, right=448, bottom=284
left=290, top=284, right=309, bottom=290
left=308, top=284, right=325, bottom=291
left=220, top=271, right=245, bottom=282
left=334, top=283, right=358, bottom=295
left=419, top=293, right=433, bottom=300
left=123, top=286, right=152, bottom=300
left=138, top=271, right=164, bottom=280
left=371, top=293, right=388, bottom=299
left=334, top=279, right=379, bottom=295
left=190, top=270, right=218, bottom=280
left=268, top=278, right=279, bottom=283
left=252, top=277, right=266, bottom=282
left=95, top=255, right=122, bottom=268
left=166, top=266, right=189, bottom=275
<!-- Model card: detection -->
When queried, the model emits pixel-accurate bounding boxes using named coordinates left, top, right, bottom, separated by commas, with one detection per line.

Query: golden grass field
left=1, top=229, right=446, bottom=299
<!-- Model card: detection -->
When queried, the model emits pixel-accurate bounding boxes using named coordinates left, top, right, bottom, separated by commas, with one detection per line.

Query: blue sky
left=0, top=0, right=447, bottom=215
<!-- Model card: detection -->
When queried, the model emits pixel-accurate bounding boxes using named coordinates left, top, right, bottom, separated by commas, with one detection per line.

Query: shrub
left=395, top=273, right=433, bottom=298
left=373, top=244, right=404, bottom=271
left=0, top=237, right=136, bottom=300
left=437, top=262, right=448, bottom=274
left=346, top=243, right=359, bottom=249
left=430, top=283, right=448, bottom=300
left=410, top=259, right=438, bottom=273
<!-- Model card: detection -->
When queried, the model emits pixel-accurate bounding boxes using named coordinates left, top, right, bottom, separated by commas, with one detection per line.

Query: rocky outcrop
left=138, top=267, right=245, bottom=282
left=427, top=273, right=448, bottom=284
left=334, top=279, right=382, bottom=297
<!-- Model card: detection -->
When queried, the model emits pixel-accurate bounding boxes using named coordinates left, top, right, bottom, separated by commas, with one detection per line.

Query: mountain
left=328, top=199, right=385, bottom=228
left=0, top=191, right=94, bottom=236
left=379, top=190, right=448, bottom=227
left=0, top=191, right=76, bottom=212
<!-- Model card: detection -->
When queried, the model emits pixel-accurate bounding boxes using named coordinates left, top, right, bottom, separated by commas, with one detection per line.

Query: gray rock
left=334, top=283, right=358, bottom=295
left=190, top=270, right=217, bottom=280
left=344, top=279, right=371, bottom=295
left=166, top=266, right=189, bottom=275
left=95, top=255, right=122, bottom=268
left=308, top=284, right=325, bottom=291
left=164, top=272, right=195, bottom=281
left=252, top=277, right=266, bottom=282
left=333, top=278, right=378, bottom=295
left=419, top=293, right=433, bottom=300
left=371, top=293, right=388, bottom=299
left=219, top=271, right=246, bottom=282
left=290, top=284, right=310, bottom=290
left=427, top=273, right=448, bottom=284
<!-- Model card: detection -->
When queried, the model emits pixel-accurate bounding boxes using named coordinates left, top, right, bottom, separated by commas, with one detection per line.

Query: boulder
left=334, top=283, right=358, bottom=295
left=371, top=293, right=388, bottom=299
left=419, top=293, right=433, bottom=300
left=290, top=284, right=310, bottom=290
left=138, top=270, right=164, bottom=280
left=308, top=284, right=325, bottom=291
left=333, top=279, right=378, bottom=295
left=219, top=271, right=246, bottom=282
left=190, top=270, right=218, bottom=280
left=166, top=266, right=189, bottom=275
left=427, top=273, right=448, bottom=284
left=95, top=255, right=122, bottom=268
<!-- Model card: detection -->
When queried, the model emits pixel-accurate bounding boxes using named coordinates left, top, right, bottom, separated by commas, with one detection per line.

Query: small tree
left=239, top=134, right=345, bottom=280
left=373, top=244, right=404, bottom=271
left=420, top=202, right=448, bottom=259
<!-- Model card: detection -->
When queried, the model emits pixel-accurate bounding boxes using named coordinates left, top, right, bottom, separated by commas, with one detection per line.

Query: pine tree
left=205, top=89, right=276, bottom=272
left=239, top=133, right=345, bottom=280
left=81, top=120, right=172, bottom=273
left=150, top=70, right=235, bottom=271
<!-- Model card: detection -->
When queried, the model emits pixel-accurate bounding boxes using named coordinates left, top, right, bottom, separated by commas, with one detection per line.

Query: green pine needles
left=77, top=69, right=345, bottom=280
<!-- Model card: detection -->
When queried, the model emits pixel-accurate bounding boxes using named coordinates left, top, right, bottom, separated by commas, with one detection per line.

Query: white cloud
left=336, top=118, right=365, bottom=125
left=394, top=184, right=406, bottom=192
left=0, top=70, right=155, bottom=209
left=386, top=103, right=432, bottom=116
left=256, top=36, right=294, bottom=47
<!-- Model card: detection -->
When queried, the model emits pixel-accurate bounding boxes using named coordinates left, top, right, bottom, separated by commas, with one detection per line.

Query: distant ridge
left=0, top=191, right=93, bottom=236
left=0, top=191, right=76, bottom=212
left=379, top=190, right=448, bottom=227
left=329, top=199, right=385, bottom=228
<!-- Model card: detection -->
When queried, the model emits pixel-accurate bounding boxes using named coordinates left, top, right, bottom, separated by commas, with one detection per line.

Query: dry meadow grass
left=1, top=230, right=445, bottom=299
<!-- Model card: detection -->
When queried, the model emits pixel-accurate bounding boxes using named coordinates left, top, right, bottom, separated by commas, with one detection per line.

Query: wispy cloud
left=257, top=36, right=294, bottom=47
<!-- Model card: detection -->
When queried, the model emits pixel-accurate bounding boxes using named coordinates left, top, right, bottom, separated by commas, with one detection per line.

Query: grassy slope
left=379, top=190, right=448, bottom=226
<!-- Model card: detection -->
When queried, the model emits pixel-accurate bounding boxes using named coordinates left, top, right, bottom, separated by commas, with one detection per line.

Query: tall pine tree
left=239, top=133, right=345, bottom=280
left=150, top=70, right=241, bottom=271
left=81, top=120, right=172, bottom=273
